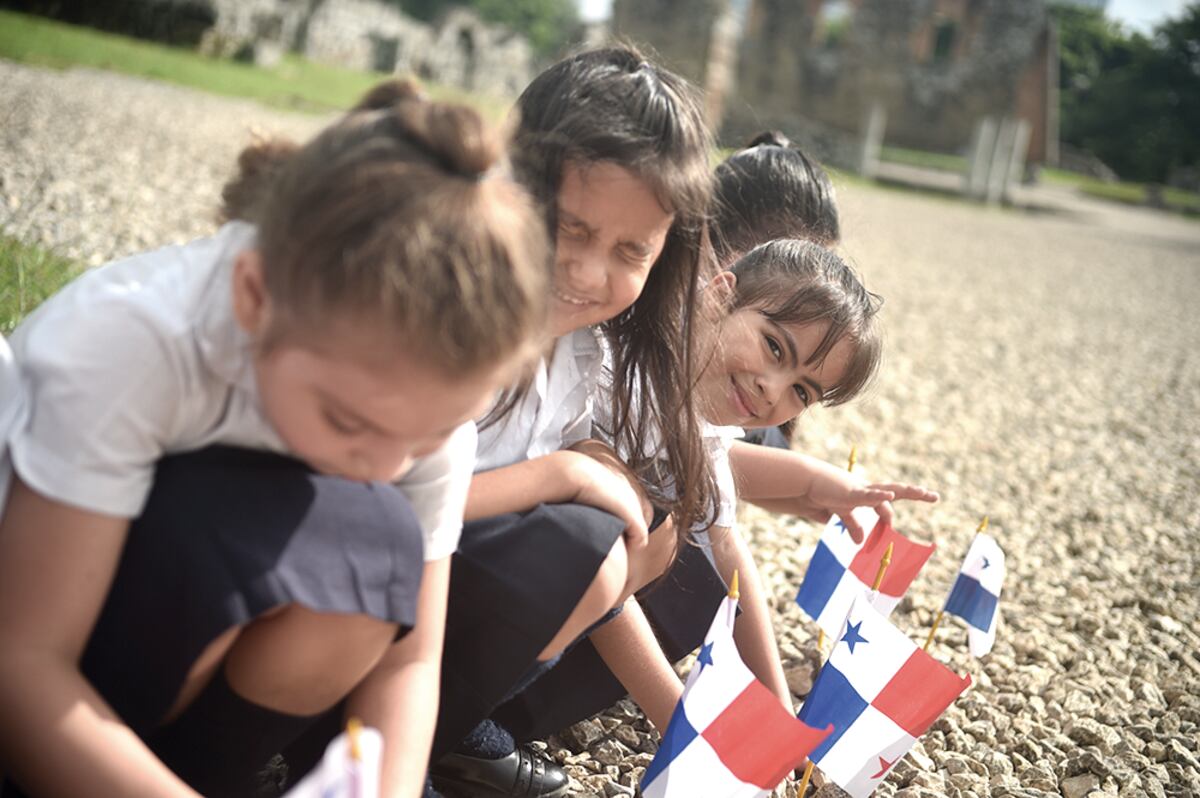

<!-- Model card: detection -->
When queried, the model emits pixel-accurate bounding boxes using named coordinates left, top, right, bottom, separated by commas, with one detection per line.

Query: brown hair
left=726, top=239, right=882, bottom=406
left=220, top=80, right=550, bottom=375
left=506, top=45, right=719, bottom=535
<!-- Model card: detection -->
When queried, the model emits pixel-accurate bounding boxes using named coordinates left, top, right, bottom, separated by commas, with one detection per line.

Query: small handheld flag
left=797, top=594, right=971, bottom=797
left=940, top=529, right=1005, bottom=657
left=641, top=577, right=832, bottom=797
left=282, top=720, right=382, bottom=798
left=796, top=515, right=936, bottom=638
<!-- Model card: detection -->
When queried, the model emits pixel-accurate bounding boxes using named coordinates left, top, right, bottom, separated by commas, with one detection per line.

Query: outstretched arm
left=728, top=442, right=938, bottom=541
left=0, top=478, right=199, bottom=798
left=347, top=555, right=450, bottom=798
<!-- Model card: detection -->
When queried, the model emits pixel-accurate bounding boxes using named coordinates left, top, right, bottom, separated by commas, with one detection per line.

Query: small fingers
left=872, top=483, right=940, bottom=503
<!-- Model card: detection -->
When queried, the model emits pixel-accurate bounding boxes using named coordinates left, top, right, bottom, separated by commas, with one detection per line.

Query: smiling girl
left=421, top=47, right=719, bottom=798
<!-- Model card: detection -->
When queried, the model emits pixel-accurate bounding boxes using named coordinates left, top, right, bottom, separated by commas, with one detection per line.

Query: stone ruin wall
left=611, top=0, right=1055, bottom=165
left=202, top=0, right=533, bottom=98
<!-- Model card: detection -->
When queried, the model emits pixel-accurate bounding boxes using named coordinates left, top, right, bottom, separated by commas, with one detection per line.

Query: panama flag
left=641, top=591, right=833, bottom=797
left=797, top=594, right=971, bottom=797
left=942, top=533, right=1005, bottom=657
left=796, top=511, right=936, bottom=638
left=283, top=724, right=382, bottom=798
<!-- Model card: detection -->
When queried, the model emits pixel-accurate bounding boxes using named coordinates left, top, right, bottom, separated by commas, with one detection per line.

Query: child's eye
left=323, top=409, right=362, bottom=435
left=765, top=335, right=783, bottom=360
left=794, top=384, right=811, bottom=406
left=558, top=221, right=587, bottom=241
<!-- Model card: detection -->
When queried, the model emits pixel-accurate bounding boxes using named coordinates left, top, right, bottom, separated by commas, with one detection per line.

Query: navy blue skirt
left=80, top=445, right=425, bottom=738
left=432, top=502, right=628, bottom=759
left=490, top=539, right=728, bottom=742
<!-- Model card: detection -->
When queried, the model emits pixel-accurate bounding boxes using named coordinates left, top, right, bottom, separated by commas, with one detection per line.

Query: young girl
left=0, top=81, right=550, bottom=798
left=425, top=47, right=720, bottom=797
left=488, top=139, right=936, bottom=752
left=716, top=130, right=841, bottom=449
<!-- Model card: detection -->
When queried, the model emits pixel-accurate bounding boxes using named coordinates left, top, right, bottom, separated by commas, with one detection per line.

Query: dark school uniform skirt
left=432, top=502, right=629, bottom=760
left=79, top=445, right=426, bottom=739
left=491, top=538, right=729, bottom=742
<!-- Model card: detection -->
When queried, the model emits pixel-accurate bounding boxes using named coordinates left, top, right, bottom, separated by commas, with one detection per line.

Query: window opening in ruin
left=458, top=28, right=477, bottom=90
left=371, top=34, right=400, bottom=73
left=813, top=0, right=853, bottom=49
left=931, top=18, right=956, bottom=63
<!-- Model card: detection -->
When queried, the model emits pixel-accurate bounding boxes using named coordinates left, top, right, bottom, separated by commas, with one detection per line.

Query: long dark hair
left=508, top=45, right=719, bottom=533
left=712, top=131, right=840, bottom=265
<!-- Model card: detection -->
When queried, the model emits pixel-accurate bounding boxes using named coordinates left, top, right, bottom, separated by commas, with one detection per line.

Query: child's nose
left=567, top=251, right=606, bottom=290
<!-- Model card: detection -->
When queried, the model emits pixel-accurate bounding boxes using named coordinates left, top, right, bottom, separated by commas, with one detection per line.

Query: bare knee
left=223, top=604, right=398, bottom=715
left=621, top=515, right=677, bottom=600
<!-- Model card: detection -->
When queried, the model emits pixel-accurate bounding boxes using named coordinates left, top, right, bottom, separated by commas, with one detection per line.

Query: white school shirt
left=590, top=348, right=744, bottom=535
left=0, top=336, right=27, bottom=513
left=474, top=327, right=604, bottom=473
left=0, top=221, right=473, bottom=561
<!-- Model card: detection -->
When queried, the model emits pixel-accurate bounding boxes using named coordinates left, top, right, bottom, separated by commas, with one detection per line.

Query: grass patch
left=1040, top=168, right=1200, bottom=217
left=0, top=233, right=79, bottom=334
left=880, top=146, right=966, bottom=174
left=0, top=10, right=510, bottom=118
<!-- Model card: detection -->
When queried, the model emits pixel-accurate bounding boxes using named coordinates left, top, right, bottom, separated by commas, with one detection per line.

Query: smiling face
left=696, top=306, right=856, bottom=429
left=548, top=161, right=675, bottom=337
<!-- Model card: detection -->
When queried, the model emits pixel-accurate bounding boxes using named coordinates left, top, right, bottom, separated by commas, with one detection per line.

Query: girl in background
left=0, top=81, right=549, bottom=798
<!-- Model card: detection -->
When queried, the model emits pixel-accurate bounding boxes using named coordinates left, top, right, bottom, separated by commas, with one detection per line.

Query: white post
left=859, top=101, right=886, bottom=178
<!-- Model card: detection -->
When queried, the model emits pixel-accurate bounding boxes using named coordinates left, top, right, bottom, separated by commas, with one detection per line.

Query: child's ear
left=231, top=249, right=272, bottom=336
left=707, top=270, right=737, bottom=306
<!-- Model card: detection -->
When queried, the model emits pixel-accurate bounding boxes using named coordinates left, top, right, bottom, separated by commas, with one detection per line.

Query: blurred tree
left=1050, top=2, right=1199, bottom=183
left=395, top=0, right=579, bottom=58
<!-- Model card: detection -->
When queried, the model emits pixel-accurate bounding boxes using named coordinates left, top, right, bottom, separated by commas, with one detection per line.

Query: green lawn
left=0, top=234, right=78, bottom=335
left=0, top=10, right=509, bottom=117
left=880, top=146, right=967, bottom=174
left=1042, top=168, right=1200, bottom=217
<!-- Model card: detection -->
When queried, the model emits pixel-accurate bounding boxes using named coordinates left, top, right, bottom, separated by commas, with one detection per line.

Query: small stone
left=560, top=719, right=605, bottom=751
left=785, top=660, right=815, bottom=696
left=1066, top=718, right=1121, bottom=754
left=1061, top=773, right=1101, bottom=798
left=591, top=739, right=629, bottom=767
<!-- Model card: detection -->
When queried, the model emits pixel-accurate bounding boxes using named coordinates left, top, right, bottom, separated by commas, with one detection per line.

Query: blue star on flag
left=835, top=518, right=849, bottom=535
left=840, top=620, right=868, bottom=654
left=981, top=556, right=991, bottom=569
left=696, top=641, right=715, bottom=673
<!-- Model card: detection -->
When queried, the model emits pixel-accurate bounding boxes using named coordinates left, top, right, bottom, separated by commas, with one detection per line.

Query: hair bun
left=353, top=79, right=427, bottom=111
left=746, top=130, right=791, bottom=149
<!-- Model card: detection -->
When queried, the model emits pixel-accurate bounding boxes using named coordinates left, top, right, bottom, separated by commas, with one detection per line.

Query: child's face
left=696, top=308, right=855, bottom=429
left=548, top=161, right=674, bottom=337
left=254, top=328, right=511, bottom=482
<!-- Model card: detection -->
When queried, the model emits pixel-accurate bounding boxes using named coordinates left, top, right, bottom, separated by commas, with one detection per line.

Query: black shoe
left=431, top=747, right=569, bottom=797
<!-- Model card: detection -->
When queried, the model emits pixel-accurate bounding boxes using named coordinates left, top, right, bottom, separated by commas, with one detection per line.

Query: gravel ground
left=3, top=62, right=1199, bottom=798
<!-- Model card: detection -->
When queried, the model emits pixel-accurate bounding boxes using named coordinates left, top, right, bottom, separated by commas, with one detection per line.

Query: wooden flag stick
left=871, top=542, right=894, bottom=592
left=923, top=609, right=944, bottom=651
left=847, top=445, right=857, bottom=473
left=925, top=516, right=989, bottom=652
left=729, top=569, right=740, bottom=599
left=347, top=717, right=363, bottom=761
left=797, top=761, right=815, bottom=797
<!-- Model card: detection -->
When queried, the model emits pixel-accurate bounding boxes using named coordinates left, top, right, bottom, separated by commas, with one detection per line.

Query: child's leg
left=78, top=446, right=425, bottom=794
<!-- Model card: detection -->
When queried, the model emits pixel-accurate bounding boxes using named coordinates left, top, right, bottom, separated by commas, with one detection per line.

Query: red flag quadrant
left=642, top=595, right=832, bottom=797
left=796, top=514, right=935, bottom=638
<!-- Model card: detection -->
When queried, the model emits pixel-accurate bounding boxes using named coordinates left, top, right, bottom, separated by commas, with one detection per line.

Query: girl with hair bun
left=0, top=80, right=550, bottom=798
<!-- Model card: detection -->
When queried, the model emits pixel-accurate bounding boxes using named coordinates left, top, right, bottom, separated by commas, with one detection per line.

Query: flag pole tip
left=977, top=515, right=989, bottom=533
left=347, top=717, right=363, bottom=761
left=847, top=445, right=857, bottom=473
left=728, top=569, right=740, bottom=599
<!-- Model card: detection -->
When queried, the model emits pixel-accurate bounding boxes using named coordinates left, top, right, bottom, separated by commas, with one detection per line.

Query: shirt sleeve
left=0, top=335, right=27, bottom=513
left=8, top=307, right=185, bottom=518
left=396, top=421, right=476, bottom=561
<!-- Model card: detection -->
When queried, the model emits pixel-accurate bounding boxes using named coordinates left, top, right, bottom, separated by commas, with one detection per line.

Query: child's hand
left=564, top=442, right=652, bottom=551
left=803, top=461, right=938, bottom=542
